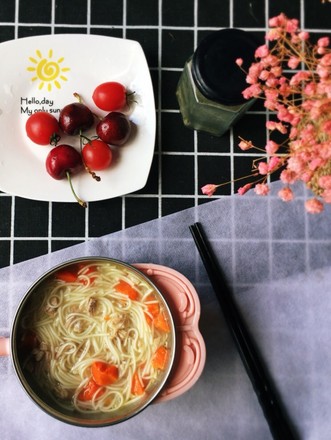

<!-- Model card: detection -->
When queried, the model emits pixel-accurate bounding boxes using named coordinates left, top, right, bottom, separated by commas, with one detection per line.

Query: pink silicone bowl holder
left=134, top=263, right=206, bottom=402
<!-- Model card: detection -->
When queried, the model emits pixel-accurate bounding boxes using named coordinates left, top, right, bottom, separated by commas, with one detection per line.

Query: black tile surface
left=162, top=0, right=194, bottom=27
left=233, top=0, right=266, bottom=27
left=127, top=0, right=159, bottom=26
left=19, top=0, right=52, bottom=23
left=0, top=2, right=15, bottom=22
left=0, top=0, right=330, bottom=268
left=91, top=0, right=123, bottom=26
left=197, top=0, right=230, bottom=27
left=55, top=0, right=88, bottom=25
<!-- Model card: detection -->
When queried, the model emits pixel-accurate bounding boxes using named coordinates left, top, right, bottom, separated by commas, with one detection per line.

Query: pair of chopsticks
left=189, top=222, right=298, bottom=440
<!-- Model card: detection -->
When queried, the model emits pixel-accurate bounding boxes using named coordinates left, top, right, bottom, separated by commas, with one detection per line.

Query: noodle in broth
left=21, top=262, right=171, bottom=413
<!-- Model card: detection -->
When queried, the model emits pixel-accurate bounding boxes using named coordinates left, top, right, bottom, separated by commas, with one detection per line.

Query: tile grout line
left=14, top=0, right=19, bottom=38
left=85, top=0, right=91, bottom=243
left=121, top=0, right=128, bottom=230
left=193, top=0, right=198, bottom=206
left=157, top=0, right=163, bottom=218
left=10, top=196, right=15, bottom=266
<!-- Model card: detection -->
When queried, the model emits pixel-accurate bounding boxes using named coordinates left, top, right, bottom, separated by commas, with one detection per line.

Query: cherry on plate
left=96, top=112, right=131, bottom=146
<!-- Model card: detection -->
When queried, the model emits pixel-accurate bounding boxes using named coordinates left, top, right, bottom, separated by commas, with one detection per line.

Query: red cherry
left=46, top=144, right=82, bottom=180
left=59, top=102, right=94, bottom=135
left=46, top=145, right=86, bottom=207
left=96, top=112, right=131, bottom=146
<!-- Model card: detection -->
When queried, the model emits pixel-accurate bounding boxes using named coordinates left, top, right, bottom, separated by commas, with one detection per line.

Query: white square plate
left=0, top=34, right=156, bottom=203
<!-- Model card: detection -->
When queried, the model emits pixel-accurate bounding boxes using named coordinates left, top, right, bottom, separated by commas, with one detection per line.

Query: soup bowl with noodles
left=8, top=257, right=176, bottom=427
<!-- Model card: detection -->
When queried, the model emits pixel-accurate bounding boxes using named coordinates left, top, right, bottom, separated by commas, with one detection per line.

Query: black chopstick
left=189, top=222, right=298, bottom=440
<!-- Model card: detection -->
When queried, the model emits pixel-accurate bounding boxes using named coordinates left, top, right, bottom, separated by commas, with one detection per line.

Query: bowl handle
left=0, top=337, right=10, bottom=356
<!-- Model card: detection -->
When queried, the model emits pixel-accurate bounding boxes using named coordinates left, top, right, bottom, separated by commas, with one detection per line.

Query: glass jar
left=176, top=28, right=260, bottom=137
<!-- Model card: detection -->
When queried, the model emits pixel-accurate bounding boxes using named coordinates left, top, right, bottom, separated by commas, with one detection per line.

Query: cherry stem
left=66, top=171, right=87, bottom=208
left=73, top=92, right=82, bottom=103
left=79, top=132, right=101, bottom=182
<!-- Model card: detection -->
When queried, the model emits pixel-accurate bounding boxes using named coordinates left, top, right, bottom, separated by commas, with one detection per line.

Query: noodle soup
left=15, top=258, right=175, bottom=425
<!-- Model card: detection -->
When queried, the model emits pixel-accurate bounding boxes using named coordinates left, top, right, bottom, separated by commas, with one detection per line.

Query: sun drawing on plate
left=27, top=49, right=70, bottom=91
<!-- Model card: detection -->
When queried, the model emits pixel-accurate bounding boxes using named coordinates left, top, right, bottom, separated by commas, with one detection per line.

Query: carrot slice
left=144, top=312, right=153, bottom=326
left=55, top=270, right=78, bottom=283
left=91, top=361, right=119, bottom=386
left=78, top=378, right=104, bottom=401
left=153, top=311, right=171, bottom=333
left=152, top=346, right=169, bottom=370
left=131, top=371, right=145, bottom=395
left=114, top=280, right=139, bottom=300
left=55, top=265, right=98, bottom=284
left=146, top=295, right=160, bottom=317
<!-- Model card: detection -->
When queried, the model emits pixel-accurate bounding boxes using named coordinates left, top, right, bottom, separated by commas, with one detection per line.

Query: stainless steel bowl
left=10, top=257, right=176, bottom=427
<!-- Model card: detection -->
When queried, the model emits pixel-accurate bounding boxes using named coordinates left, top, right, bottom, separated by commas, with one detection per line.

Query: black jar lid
left=191, top=28, right=260, bottom=105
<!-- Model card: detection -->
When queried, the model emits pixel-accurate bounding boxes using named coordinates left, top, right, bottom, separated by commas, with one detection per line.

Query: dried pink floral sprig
left=202, top=13, right=331, bottom=214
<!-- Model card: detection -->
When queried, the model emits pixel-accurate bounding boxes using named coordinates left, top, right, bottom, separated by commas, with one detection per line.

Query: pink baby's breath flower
left=278, top=80, right=292, bottom=98
left=309, top=157, right=323, bottom=171
left=277, top=105, right=294, bottom=123
left=265, top=28, right=281, bottom=41
left=322, top=189, right=331, bottom=203
left=255, top=45, right=269, bottom=58
left=258, top=162, right=269, bottom=175
left=319, top=54, right=331, bottom=67
left=263, top=54, right=280, bottom=68
left=289, top=127, right=298, bottom=139
left=268, top=156, right=281, bottom=171
left=278, top=187, right=294, bottom=202
left=269, top=13, right=287, bottom=27
left=254, top=183, right=270, bottom=196
left=305, top=198, right=324, bottom=214
left=280, top=169, right=297, bottom=184
left=238, top=183, right=252, bottom=195
left=298, top=31, right=309, bottom=41
left=242, top=84, right=262, bottom=99
left=317, top=82, right=331, bottom=98
left=288, top=56, right=300, bottom=69
left=259, top=70, right=271, bottom=81
left=304, top=82, right=316, bottom=96
left=301, top=170, right=313, bottom=183
left=201, top=184, right=217, bottom=197
left=265, top=75, right=279, bottom=88
left=247, top=63, right=263, bottom=84
left=287, top=156, right=305, bottom=174
left=235, top=58, right=243, bottom=67
left=265, top=140, right=280, bottom=154
left=238, top=139, right=253, bottom=151
left=317, top=37, right=330, bottom=48
left=316, top=65, right=329, bottom=79
left=320, top=54, right=331, bottom=66
left=286, top=18, right=299, bottom=33
left=270, top=65, right=283, bottom=77
left=319, top=175, right=331, bottom=189
left=266, top=121, right=277, bottom=131
left=266, top=121, right=287, bottom=134
left=264, top=89, right=279, bottom=109
left=322, top=120, right=331, bottom=134
left=289, top=71, right=311, bottom=85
